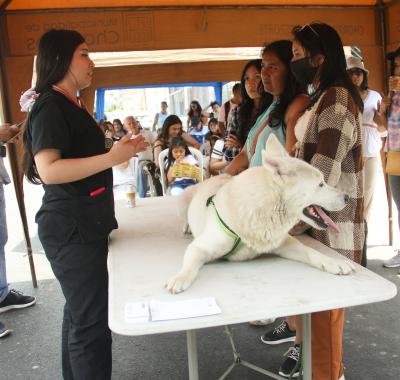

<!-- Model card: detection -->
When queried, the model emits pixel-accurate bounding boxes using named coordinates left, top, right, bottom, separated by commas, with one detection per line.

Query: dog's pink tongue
left=313, top=206, right=339, bottom=233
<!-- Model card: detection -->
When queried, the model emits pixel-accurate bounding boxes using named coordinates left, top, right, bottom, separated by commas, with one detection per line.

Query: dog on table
left=166, top=134, right=355, bottom=294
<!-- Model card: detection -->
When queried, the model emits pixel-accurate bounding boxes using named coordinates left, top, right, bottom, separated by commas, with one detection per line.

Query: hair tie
left=20, top=88, right=39, bottom=112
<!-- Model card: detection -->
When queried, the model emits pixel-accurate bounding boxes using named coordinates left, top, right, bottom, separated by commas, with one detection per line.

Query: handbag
left=385, top=150, right=400, bottom=175
left=385, top=130, right=400, bottom=175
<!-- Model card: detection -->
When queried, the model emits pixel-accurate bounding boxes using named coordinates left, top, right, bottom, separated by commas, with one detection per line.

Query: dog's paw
left=165, top=272, right=194, bottom=294
left=317, top=257, right=356, bottom=275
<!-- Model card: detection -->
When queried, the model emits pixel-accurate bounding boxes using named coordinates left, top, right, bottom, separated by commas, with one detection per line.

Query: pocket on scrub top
left=74, top=187, right=118, bottom=242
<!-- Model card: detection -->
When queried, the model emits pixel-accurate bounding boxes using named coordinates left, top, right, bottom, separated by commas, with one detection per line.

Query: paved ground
left=0, top=163, right=399, bottom=379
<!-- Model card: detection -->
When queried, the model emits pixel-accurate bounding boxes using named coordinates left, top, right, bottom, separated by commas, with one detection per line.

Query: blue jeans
left=0, top=184, right=9, bottom=303
left=136, top=160, right=149, bottom=198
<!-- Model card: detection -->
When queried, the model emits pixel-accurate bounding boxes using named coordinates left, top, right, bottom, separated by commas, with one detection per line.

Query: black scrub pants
left=43, top=237, right=112, bottom=380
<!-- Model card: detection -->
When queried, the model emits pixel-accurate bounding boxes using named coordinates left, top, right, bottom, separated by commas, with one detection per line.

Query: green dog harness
left=206, top=195, right=243, bottom=260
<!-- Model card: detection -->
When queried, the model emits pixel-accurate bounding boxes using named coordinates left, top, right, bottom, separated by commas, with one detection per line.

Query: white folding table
left=108, top=197, right=397, bottom=380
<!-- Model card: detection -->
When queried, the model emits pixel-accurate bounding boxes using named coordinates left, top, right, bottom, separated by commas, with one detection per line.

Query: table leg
left=302, top=313, right=312, bottom=380
left=187, top=330, right=199, bottom=380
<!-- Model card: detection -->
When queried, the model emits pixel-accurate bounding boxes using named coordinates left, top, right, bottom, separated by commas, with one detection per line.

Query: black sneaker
left=279, top=344, right=301, bottom=378
left=0, top=289, right=36, bottom=313
left=0, top=321, right=12, bottom=338
left=260, top=320, right=296, bottom=345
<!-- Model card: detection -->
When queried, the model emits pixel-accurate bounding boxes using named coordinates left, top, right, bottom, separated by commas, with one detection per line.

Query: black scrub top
left=27, top=88, right=118, bottom=244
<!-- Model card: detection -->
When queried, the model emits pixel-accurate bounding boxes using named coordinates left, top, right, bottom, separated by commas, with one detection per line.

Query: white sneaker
left=383, top=251, right=400, bottom=268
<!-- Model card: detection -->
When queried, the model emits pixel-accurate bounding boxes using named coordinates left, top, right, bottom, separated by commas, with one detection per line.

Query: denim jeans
left=0, top=183, right=9, bottom=303
left=136, top=160, right=150, bottom=198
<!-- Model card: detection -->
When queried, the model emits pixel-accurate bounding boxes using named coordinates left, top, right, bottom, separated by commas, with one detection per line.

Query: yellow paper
left=172, top=163, right=200, bottom=181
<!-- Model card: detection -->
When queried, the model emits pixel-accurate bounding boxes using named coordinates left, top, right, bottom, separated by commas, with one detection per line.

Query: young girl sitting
left=166, top=136, right=200, bottom=196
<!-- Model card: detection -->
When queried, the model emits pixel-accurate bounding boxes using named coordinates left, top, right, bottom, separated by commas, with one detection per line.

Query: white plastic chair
left=158, top=147, right=204, bottom=196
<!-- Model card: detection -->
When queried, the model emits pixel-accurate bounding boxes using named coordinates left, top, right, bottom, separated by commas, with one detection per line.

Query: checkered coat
left=296, top=86, right=365, bottom=264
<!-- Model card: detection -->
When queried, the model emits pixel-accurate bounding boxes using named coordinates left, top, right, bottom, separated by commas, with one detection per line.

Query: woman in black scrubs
left=23, top=29, right=148, bottom=380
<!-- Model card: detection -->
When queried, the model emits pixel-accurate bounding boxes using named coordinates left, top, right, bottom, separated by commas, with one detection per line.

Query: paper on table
left=125, top=301, right=150, bottom=323
left=150, top=297, right=221, bottom=321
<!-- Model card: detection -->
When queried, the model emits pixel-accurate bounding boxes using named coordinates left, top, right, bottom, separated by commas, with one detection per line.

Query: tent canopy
left=0, top=0, right=398, bottom=122
left=1, top=0, right=393, bottom=11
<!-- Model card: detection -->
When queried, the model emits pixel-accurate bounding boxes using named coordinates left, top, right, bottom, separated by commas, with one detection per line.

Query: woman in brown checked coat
left=276, top=23, right=364, bottom=380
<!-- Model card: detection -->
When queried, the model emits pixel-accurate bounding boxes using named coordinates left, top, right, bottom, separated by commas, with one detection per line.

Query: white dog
left=166, top=134, right=355, bottom=294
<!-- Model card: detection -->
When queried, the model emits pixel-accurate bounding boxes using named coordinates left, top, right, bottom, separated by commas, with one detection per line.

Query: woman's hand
left=388, top=76, right=400, bottom=92
left=0, top=123, right=19, bottom=142
left=225, top=134, right=241, bottom=149
left=109, top=133, right=149, bottom=166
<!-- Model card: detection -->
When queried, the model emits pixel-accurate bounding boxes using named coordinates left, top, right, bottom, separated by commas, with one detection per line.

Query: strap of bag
left=249, top=116, right=270, bottom=161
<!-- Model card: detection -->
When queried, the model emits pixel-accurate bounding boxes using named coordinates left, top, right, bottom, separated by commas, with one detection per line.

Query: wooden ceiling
left=1, top=0, right=393, bottom=11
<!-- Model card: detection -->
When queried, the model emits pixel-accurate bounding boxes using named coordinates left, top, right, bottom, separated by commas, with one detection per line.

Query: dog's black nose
left=344, top=194, right=349, bottom=203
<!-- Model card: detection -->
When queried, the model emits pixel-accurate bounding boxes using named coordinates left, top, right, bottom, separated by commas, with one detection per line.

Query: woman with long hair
left=23, top=29, right=148, bottom=379
left=153, top=114, right=200, bottom=167
left=268, top=23, right=363, bottom=379
left=187, top=100, right=202, bottom=130
left=209, top=58, right=272, bottom=175
left=225, top=40, right=308, bottom=175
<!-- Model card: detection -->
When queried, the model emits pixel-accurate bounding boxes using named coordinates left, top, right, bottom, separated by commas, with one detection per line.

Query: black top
left=27, top=88, right=117, bottom=242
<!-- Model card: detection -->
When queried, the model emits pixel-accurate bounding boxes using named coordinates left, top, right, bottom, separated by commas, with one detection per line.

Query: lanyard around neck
left=52, top=85, right=82, bottom=108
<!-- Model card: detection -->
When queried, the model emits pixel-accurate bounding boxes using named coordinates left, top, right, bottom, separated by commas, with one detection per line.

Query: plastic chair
left=158, top=147, right=204, bottom=196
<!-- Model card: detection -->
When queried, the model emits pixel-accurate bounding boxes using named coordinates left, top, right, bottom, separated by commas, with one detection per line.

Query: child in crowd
left=188, top=116, right=208, bottom=145
left=203, top=118, right=221, bottom=156
left=166, top=136, right=200, bottom=196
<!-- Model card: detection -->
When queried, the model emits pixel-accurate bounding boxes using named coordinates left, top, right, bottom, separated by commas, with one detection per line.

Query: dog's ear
left=262, top=135, right=295, bottom=175
left=262, top=152, right=281, bottom=174
left=263, top=134, right=289, bottom=159
left=262, top=152, right=293, bottom=175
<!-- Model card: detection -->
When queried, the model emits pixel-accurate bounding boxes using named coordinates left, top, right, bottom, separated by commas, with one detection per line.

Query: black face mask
left=290, top=58, right=318, bottom=85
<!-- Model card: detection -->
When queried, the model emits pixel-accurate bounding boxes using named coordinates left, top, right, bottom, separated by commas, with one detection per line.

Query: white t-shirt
left=362, top=90, right=383, bottom=157
left=211, top=138, right=225, bottom=160
left=134, top=130, right=156, bottom=161
left=113, top=158, right=137, bottom=187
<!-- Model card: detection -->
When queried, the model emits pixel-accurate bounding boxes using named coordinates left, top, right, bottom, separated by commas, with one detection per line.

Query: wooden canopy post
left=6, top=130, right=38, bottom=288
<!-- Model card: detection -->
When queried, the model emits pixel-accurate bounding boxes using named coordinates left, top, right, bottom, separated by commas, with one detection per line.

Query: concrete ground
left=0, top=163, right=399, bottom=380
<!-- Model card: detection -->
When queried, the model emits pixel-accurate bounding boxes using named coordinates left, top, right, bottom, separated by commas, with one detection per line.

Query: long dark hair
left=261, top=40, right=307, bottom=130
left=187, top=100, right=202, bottom=118
left=156, top=115, right=183, bottom=148
left=23, top=29, right=85, bottom=184
left=166, top=136, right=191, bottom=172
left=236, top=59, right=273, bottom=146
left=292, top=23, right=363, bottom=112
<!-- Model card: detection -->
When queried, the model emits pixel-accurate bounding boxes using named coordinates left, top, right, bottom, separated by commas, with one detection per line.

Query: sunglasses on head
left=297, top=23, right=321, bottom=39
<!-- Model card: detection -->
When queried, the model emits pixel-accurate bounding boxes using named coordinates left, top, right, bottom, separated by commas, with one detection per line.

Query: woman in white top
left=346, top=56, right=387, bottom=221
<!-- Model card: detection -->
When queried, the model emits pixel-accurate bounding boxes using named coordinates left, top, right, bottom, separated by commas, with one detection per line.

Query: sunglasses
left=296, top=23, right=321, bottom=39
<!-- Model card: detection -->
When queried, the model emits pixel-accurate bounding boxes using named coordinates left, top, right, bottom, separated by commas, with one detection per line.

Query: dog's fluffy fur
left=166, top=134, right=355, bottom=294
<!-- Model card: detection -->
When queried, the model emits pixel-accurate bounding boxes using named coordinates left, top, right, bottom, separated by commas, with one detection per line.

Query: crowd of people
left=0, top=22, right=399, bottom=380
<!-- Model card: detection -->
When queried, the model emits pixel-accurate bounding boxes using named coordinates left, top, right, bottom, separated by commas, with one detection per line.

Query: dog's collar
left=206, top=195, right=242, bottom=260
